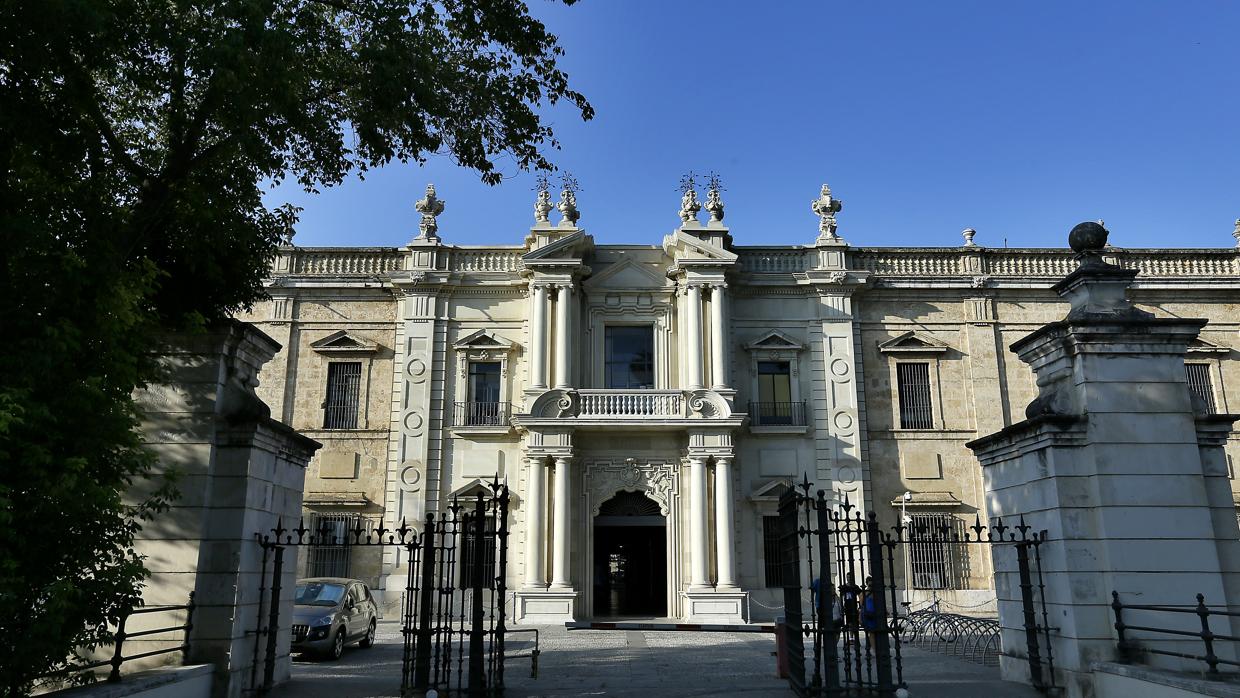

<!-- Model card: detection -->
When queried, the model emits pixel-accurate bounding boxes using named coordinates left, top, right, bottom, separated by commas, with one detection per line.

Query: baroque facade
left=237, top=183, right=1240, bottom=623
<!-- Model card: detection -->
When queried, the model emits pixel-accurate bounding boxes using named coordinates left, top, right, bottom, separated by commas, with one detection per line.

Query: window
left=762, top=516, right=786, bottom=588
left=908, top=513, right=968, bottom=590
left=897, top=362, right=933, bottom=429
left=1186, top=363, right=1217, bottom=414
left=323, top=362, right=362, bottom=429
left=756, top=362, right=799, bottom=425
left=462, top=361, right=505, bottom=425
left=605, top=326, right=655, bottom=389
left=308, top=513, right=358, bottom=578
left=460, top=515, right=498, bottom=587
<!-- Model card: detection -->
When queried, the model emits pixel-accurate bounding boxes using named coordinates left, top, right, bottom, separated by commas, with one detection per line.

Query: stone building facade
left=236, top=184, right=1240, bottom=623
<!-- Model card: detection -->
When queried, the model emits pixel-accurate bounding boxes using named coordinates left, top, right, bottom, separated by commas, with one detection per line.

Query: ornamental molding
left=309, top=330, right=380, bottom=355
left=745, top=329, right=805, bottom=352
left=586, top=459, right=678, bottom=516
left=877, top=330, right=951, bottom=355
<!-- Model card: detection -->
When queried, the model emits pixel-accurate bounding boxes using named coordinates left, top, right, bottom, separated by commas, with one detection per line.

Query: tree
left=0, top=0, right=591, bottom=691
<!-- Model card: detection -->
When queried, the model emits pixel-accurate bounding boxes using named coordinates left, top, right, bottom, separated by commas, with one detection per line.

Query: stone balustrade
left=736, top=248, right=809, bottom=273
left=282, top=247, right=403, bottom=276
left=446, top=249, right=525, bottom=272
left=577, top=390, right=685, bottom=418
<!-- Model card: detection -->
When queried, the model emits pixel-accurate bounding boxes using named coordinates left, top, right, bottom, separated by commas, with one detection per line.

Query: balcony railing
left=452, top=402, right=512, bottom=427
left=749, top=401, right=808, bottom=427
left=578, top=390, right=684, bottom=418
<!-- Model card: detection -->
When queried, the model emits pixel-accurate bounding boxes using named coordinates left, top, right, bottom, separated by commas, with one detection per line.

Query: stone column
left=550, top=456, right=573, bottom=589
left=713, top=456, right=738, bottom=589
left=710, top=283, right=728, bottom=390
left=523, top=456, right=547, bottom=588
left=553, top=284, right=572, bottom=389
left=529, top=282, right=549, bottom=390
left=685, top=284, right=704, bottom=390
left=688, top=456, right=710, bottom=589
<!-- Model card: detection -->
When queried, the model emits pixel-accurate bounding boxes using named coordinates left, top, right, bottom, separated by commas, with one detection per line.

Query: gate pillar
left=967, top=224, right=1240, bottom=698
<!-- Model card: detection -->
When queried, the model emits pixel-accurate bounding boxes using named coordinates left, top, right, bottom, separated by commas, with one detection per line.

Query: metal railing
left=749, top=401, right=807, bottom=427
left=35, top=595, right=195, bottom=685
left=452, top=401, right=512, bottom=427
left=1112, top=591, right=1240, bottom=675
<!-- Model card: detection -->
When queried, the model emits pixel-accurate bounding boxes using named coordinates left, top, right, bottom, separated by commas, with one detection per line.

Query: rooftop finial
left=533, top=173, right=553, bottom=225
left=1233, top=219, right=1240, bottom=248
left=704, top=172, right=725, bottom=224
left=812, top=183, right=844, bottom=244
left=678, top=172, right=701, bottom=224
left=1068, top=220, right=1110, bottom=268
left=414, top=183, right=445, bottom=241
left=556, top=172, right=580, bottom=228
left=962, top=228, right=977, bottom=247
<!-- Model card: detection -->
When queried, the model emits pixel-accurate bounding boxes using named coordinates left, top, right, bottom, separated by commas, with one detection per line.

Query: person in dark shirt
left=839, top=573, right=862, bottom=631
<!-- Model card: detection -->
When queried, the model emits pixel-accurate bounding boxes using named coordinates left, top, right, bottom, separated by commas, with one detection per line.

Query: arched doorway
left=593, top=491, right=667, bottom=617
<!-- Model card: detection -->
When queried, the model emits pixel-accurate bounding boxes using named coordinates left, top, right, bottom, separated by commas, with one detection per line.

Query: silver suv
left=291, top=578, right=379, bottom=660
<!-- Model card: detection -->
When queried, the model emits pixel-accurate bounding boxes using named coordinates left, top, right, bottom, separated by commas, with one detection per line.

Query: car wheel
left=327, top=628, right=345, bottom=661
left=359, top=620, right=377, bottom=649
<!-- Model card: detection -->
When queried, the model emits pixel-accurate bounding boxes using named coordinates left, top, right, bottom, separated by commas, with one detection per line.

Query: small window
left=908, top=513, right=968, bottom=590
left=460, top=515, right=498, bottom=587
left=897, top=362, right=933, bottom=430
left=762, top=516, right=786, bottom=588
left=605, top=326, right=655, bottom=389
left=323, top=362, right=362, bottom=429
left=308, top=513, right=358, bottom=578
left=1186, top=363, right=1217, bottom=414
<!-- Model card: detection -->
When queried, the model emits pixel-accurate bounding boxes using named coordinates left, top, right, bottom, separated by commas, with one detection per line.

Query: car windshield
left=295, top=582, right=346, bottom=607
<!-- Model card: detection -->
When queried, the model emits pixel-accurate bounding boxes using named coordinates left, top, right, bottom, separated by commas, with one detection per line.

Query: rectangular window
left=897, top=362, right=933, bottom=429
left=308, top=513, right=358, bottom=578
left=323, top=361, right=362, bottom=429
left=462, top=361, right=505, bottom=425
left=460, top=515, right=498, bottom=587
left=908, top=513, right=968, bottom=590
left=756, top=362, right=794, bottom=425
left=763, top=515, right=786, bottom=588
left=1186, top=363, right=1217, bottom=414
left=605, top=326, right=655, bottom=389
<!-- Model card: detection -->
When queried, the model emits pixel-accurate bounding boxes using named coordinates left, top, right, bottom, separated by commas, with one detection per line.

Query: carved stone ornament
left=679, top=188, right=702, bottom=223
left=557, top=189, right=580, bottom=227
left=824, top=271, right=848, bottom=284
left=414, top=183, right=445, bottom=241
left=1233, top=219, right=1240, bottom=248
left=970, top=274, right=989, bottom=289
left=587, top=460, right=677, bottom=516
left=811, top=184, right=843, bottom=242
left=962, top=228, right=978, bottom=247
left=705, top=186, right=725, bottom=223
left=530, top=389, right=579, bottom=418
left=686, top=389, right=731, bottom=419
left=534, top=188, right=553, bottom=224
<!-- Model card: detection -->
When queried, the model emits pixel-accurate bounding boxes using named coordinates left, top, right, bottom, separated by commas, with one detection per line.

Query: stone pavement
left=269, top=622, right=1042, bottom=697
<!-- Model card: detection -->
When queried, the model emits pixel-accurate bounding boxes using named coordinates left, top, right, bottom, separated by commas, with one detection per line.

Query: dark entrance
left=593, top=491, right=666, bottom=618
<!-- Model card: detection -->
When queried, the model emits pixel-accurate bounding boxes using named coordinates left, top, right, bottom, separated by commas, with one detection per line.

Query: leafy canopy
left=0, top=0, right=589, bottom=691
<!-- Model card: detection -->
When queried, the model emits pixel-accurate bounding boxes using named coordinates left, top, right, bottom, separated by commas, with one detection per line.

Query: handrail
left=1112, top=591, right=1240, bottom=675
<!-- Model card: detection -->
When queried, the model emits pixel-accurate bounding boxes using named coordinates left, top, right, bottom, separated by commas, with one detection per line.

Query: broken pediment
left=1187, top=338, right=1231, bottom=355
left=745, top=330, right=805, bottom=352
left=522, top=230, right=594, bottom=265
left=310, top=330, right=379, bottom=354
left=582, top=258, right=671, bottom=291
left=877, top=331, right=950, bottom=355
left=661, top=229, right=738, bottom=266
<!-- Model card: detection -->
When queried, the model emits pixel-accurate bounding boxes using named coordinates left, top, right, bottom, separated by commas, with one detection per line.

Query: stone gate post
left=966, top=223, right=1240, bottom=697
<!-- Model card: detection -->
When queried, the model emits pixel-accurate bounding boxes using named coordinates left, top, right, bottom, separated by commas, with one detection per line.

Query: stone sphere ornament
left=895, top=689, right=910, bottom=698
left=1068, top=221, right=1109, bottom=254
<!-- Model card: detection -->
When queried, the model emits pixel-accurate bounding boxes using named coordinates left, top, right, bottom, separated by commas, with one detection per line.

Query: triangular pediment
left=522, top=230, right=594, bottom=264
left=310, top=330, right=379, bottom=354
left=749, top=479, right=793, bottom=503
left=661, top=229, right=738, bottom=265
left=746, top=330, right=805, bottom=351
left=877, top=331, right=950, bottom=354
left=448, top=478, right=494, bottom=501
left=453, top=329, right=516, bottom=351
left=582, top=258, right=671, bottom=291
left=1188, top=338, right=1231, bottom=355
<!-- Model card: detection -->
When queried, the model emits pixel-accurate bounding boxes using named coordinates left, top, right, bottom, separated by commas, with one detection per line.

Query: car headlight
left=311, top=614, right=336, bottom=627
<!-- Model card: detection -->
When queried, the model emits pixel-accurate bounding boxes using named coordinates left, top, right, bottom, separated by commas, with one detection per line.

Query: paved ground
left=269, top=621, right=1042, bottom=697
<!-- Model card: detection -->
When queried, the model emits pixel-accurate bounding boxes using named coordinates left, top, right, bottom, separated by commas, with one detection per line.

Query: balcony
left=513, top=389, right=744, bottom=429
left=450, top=401, right=513, bottom=435
left=578, top=390, right=683, bottom=418
left=748, top=401, right=809, bottom=434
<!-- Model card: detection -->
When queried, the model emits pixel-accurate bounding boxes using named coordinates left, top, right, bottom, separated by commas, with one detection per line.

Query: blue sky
left=268, top=1, right=1240, bottom=249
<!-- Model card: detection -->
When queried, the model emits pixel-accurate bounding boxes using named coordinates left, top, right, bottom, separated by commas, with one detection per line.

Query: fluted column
left=688, top=456, right=710, bottom=589
left=713, top=457, right=738, bottom=589
left=710, top=283, right=728, bottom=390
left=550, top=456, right=572, bottom=589
left=529, top=282, right=549, bottom=390
left=684, top=283, right=704, bottom=390
left=553, top=284, right=573, bottom=389
left=523, top=457, right=547, bottom=588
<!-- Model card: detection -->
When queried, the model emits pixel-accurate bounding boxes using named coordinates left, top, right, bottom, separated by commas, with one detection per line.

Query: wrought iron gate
left=777, top=476, right=1057, bottom=696
left=252, top=480, right=514, bottom=696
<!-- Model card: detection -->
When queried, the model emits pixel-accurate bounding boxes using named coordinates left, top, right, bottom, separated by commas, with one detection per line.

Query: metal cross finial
left=704, top=171, right=726, bottom=223
left=414, top=183, right=445, bottom=241
left=678, top=171, right=701, bottom=223
left=556, top=172, right=580, bottom=227
left=533, top=173, right=553, bottom=224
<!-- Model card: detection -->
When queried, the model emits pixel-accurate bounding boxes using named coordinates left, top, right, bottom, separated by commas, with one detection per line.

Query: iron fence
left=1112, top=591, right=1240, bottom=675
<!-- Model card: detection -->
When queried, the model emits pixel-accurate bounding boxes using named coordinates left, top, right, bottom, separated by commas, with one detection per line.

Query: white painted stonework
left=238, top=186, right=1240, bottom=625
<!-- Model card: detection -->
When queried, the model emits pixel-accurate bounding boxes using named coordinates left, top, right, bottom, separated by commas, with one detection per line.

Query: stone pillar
left=710, top=283, right=728, bottom=390
left=529, top=282, right=549, bottom=390
left=553, top=284, right=572, bottom=389
left=550, top=456, right=573, bottom=590
left=966, top=224, right=1240, bottom=697
left=523, top=456, right=547, bottom=588
left=685, top=284, right=704, bottom=390
left=688, top=456, right=710, bottom=589
left=713, top=457, right=738, bottom=590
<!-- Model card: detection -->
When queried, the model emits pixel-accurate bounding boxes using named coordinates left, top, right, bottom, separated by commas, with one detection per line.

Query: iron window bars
left=897, top=362, right=933, bottom=429
left=323, top=361, right=362, bottom=429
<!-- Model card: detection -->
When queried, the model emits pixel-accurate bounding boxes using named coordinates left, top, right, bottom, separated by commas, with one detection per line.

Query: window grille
left=307, top=513, right=358, bottom=578
left=908, top=513, right=969, bottom=590
left=763, top=516, right=786, bottom=588
left=460, top=515, right=498, bottom=587
left=897, top=362, right=934, bottom=429
left=1186, top=363, right=1217, bottom=414
left=323, top=361, right=362, bottom=429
